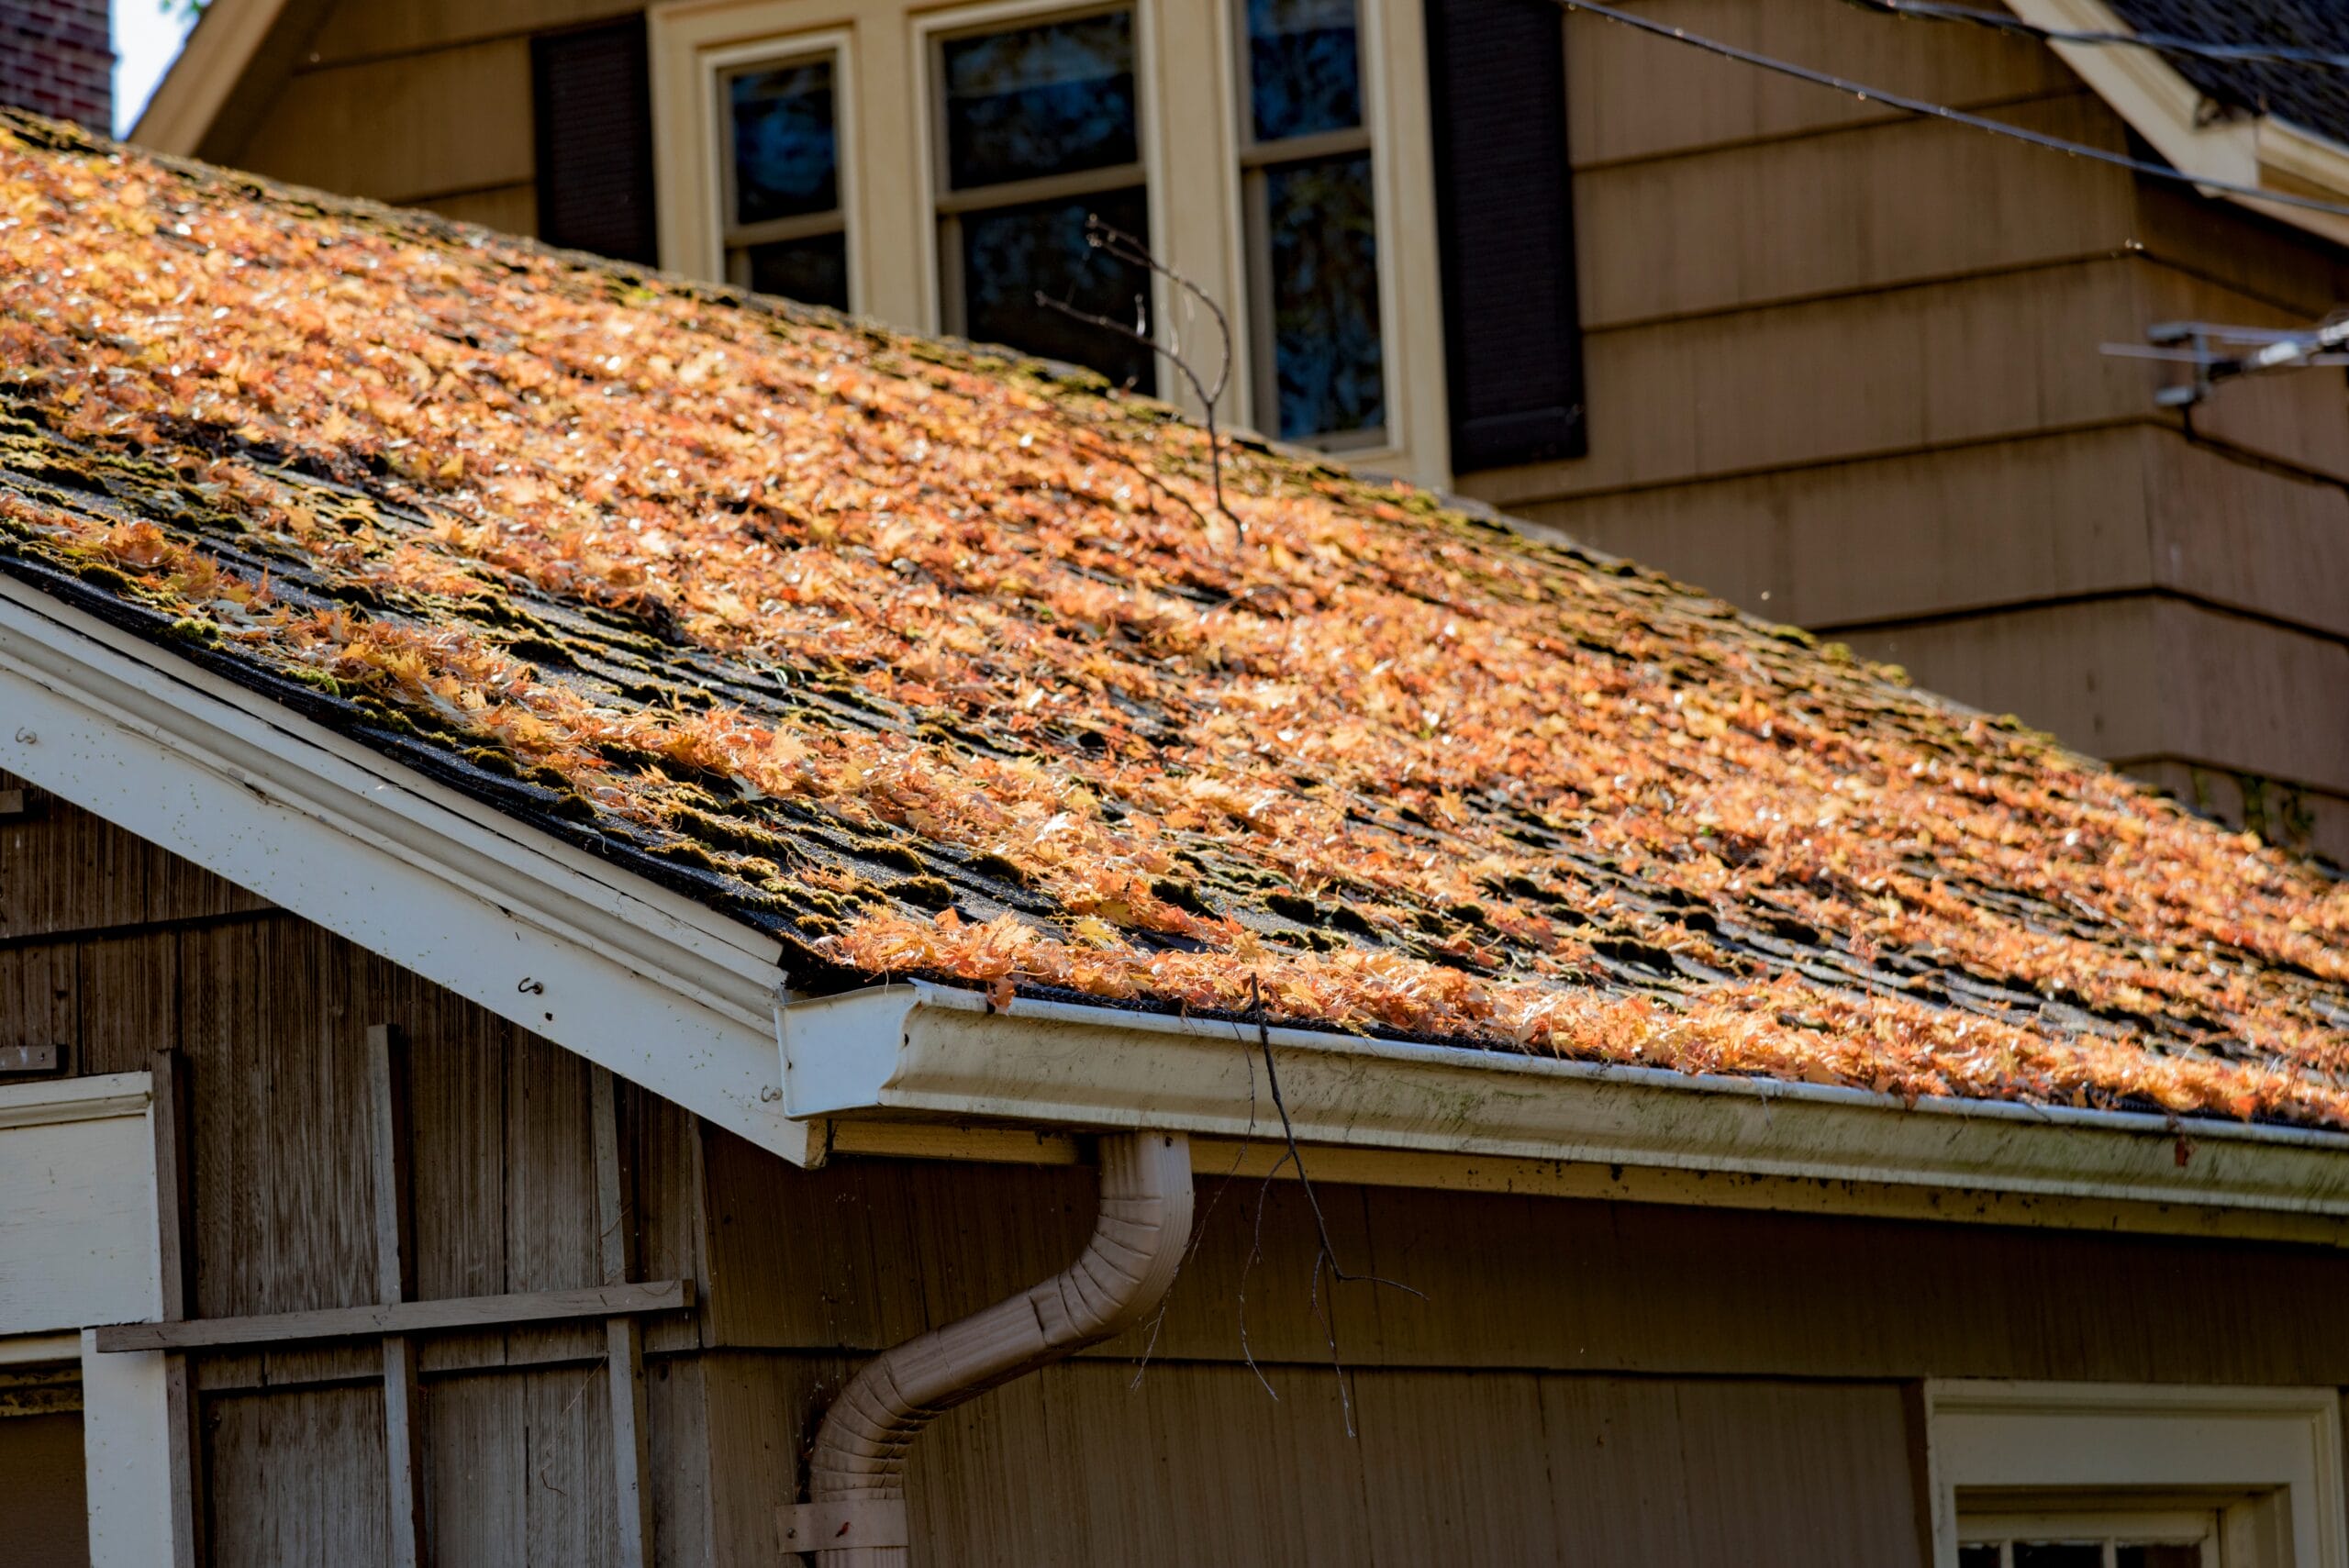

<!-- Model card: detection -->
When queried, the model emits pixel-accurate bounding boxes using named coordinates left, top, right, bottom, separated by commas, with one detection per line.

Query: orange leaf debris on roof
left=2, top=112, right=2344, bottom=1128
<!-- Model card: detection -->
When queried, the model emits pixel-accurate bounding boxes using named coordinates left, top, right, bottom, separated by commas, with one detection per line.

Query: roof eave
left=2009, top=0, right=2349, bottom=249
left=0, top=575, right=808, bottom=1162
left=784, top=981, right=2349, bottom=1218
left=129, top=0, right=288, bottom=156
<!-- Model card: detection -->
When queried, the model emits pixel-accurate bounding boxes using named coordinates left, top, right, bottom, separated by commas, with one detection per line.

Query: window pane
left=1264, top=150, right=1382, bottom=439
left=744, top=232, right=850, bottom=311
left=959, top=186, right=1155, bottom=392
left=2013, top=1546, right=2102, bottom=1568
left=1247, top=0, right=1362, bottom=142
left=2116, top=1548, right=2203, bottom=1568
left=729, top=59, right=839, bottom=227
left=1957, top=1550, right=2004, bottom=1568
left=942, top=11, right=1138, bottom=190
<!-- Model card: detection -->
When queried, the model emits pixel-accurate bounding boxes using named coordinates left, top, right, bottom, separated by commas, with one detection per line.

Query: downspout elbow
left=785, top=1130, right=1195, bottom=1562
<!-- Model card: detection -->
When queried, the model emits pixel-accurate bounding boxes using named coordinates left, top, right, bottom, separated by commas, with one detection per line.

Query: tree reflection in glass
left=1247, top=0, right=1362, bottom=144
left=729, top=59, right=839, bottom=226
left=942, top=13, right=1138, bottom=190
left=1265, top=152, right=1381, bottom=439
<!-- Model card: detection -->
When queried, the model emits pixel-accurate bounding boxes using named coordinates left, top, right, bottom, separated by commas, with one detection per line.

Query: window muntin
left=718, top=50, right=851, bottom=310
left=1959, top=1507, right=2221, bottom=1568
left=932, top=6, right=1153, bottom=391
left=1236, top=0, right=1385, bottom=446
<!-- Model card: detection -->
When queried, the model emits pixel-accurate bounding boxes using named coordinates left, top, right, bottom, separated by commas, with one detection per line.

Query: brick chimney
left=1, top=0, right=114, bottom=133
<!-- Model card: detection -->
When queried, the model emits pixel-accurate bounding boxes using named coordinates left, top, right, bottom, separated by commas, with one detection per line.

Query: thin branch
left=1035, top=215, right=1238, bottom=533
left=1240, top=974, right=1424, bottom=1438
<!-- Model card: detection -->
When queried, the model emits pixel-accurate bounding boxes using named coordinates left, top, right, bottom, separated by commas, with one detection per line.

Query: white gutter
left=0, top=578, right=807, bottom=1162
left=783, top=982, right=2349, bottom=1214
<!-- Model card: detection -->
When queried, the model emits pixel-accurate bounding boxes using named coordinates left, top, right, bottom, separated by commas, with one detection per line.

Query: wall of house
left=12, top=779, right=2349, bottom=1563
left=1473, top=0, right=2349, bottom=864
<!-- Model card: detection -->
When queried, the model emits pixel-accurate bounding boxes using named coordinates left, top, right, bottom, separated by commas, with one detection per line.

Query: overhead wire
left=1848, top=0, right=2349, bottom=72
left=1551, top=0, right=2349, bottom=223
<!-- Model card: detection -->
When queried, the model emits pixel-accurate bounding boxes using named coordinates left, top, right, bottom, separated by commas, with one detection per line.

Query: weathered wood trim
left=0, top=1071, right=150, bottom=1130
left=93, top=1281, right=696, bottom=1353
left=0, top=575, right=806, bottom=1163
left=367, top=1024, right=427, bottom=1568
left=148, top=1049, right=202, bottom=1568
left=594, top=1067, right=655, bottom=1568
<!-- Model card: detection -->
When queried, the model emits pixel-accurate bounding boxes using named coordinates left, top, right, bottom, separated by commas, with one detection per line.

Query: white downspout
left=779, top=1129, right=1196, bottom=1563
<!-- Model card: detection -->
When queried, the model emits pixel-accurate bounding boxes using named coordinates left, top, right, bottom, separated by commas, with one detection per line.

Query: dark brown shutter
left=530, top=16, right=660, bottom=267
left=1423, top=0, right=1587, bottom=471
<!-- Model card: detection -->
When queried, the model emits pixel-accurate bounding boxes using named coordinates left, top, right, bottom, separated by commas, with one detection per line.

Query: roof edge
left=2011, top=0, right=2349, bottom=248
left=782, top=982, right=2349, bottom=1216
left=0, top=577, right=807, bottom=1162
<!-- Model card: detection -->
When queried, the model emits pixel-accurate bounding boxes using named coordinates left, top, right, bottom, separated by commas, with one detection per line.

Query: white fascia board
left=2009, top=0, right=2349, bottom=249
left=782, top=982, right=2349, bottom=1214
left=0, top=580, right=809, bottom=1163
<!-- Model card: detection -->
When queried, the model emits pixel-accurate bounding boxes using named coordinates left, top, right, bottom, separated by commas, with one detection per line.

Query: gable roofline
left=13, top=564, right=2349, bottom=1227
left=0, top=572, right=810, bottom=1162
left=130, top=0, right=288, bottom=156
left=2011, top=0, right=2349, bottom=248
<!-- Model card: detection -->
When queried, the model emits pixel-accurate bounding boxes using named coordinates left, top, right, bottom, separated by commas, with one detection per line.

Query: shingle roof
left=2105, top=0, right=2349, bottom=146
left=5, top=113, right=2347, bottom=1128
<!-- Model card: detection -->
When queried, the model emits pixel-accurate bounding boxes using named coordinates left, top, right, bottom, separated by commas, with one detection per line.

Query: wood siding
left=14, top=791, right=2349, bottom=1562
left=1461, top=0, right=2349, bottom=863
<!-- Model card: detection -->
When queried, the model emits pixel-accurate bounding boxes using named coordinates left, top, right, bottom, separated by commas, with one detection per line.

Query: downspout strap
left=780, top=1498, right=911, bottom=1552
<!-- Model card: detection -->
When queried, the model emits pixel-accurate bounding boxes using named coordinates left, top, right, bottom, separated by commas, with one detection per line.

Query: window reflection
left=937, top=8, right=1150, bottom=388
left=1246, top=0, right=1362, bottom=143
left=963, top=188, right=1154, bottom=391
left=747, top=232, right=850, bottom=311
left=729, top=59, right=839, bottom=226
left=1264, top=152, right=1381, bottom=439
left=942, top=13, right=1138, bottom=190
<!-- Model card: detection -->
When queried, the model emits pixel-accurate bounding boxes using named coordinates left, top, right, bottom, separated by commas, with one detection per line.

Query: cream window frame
left=1924, top=1381, right=2349, bottom=1568
left=650, top=0, right=1453, bottom=486
left=649, top=5, right=870, bottom=313
left=706, top=31, right=859, bottom=305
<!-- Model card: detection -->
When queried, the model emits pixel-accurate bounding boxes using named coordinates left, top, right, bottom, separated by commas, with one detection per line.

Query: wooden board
left=1470, top=257, right=2157, bottom=503
left=94, top=1281, right=692, bottom=1352
left=228, top=37, right=535, bottom=206
left=0, top=789, right=263, bottom=945
left=304, top=0, right=640, bottom=72
left=1564, top=0, right=2075, bottom=169
left=1840, top=595, right=2349, bottom=797
left=425, top=1364, right=619, bottom=1568
left=1574, top=92, right=2132, bottom=330
left=205, top=1385, right=389, bottom=1568
left=420, top=183, right=538, bottom=239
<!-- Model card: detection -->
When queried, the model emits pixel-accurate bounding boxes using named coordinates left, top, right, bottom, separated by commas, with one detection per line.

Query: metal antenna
left=2101, top=312, right=2349, bottom=408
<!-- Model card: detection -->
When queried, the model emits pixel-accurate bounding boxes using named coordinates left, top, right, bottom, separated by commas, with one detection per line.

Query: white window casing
left=0, top=1073, right=173, bottom=1568
left=1924, top=1380, right=2349, bottom=1568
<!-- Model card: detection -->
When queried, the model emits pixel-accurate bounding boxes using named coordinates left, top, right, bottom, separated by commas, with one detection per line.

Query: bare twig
left=1239, top=974, right=1424, bottom=1437
left=1035, top=216, right=1237, bottom=533
left=1130, top=1032, right=1257, bottom=1391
